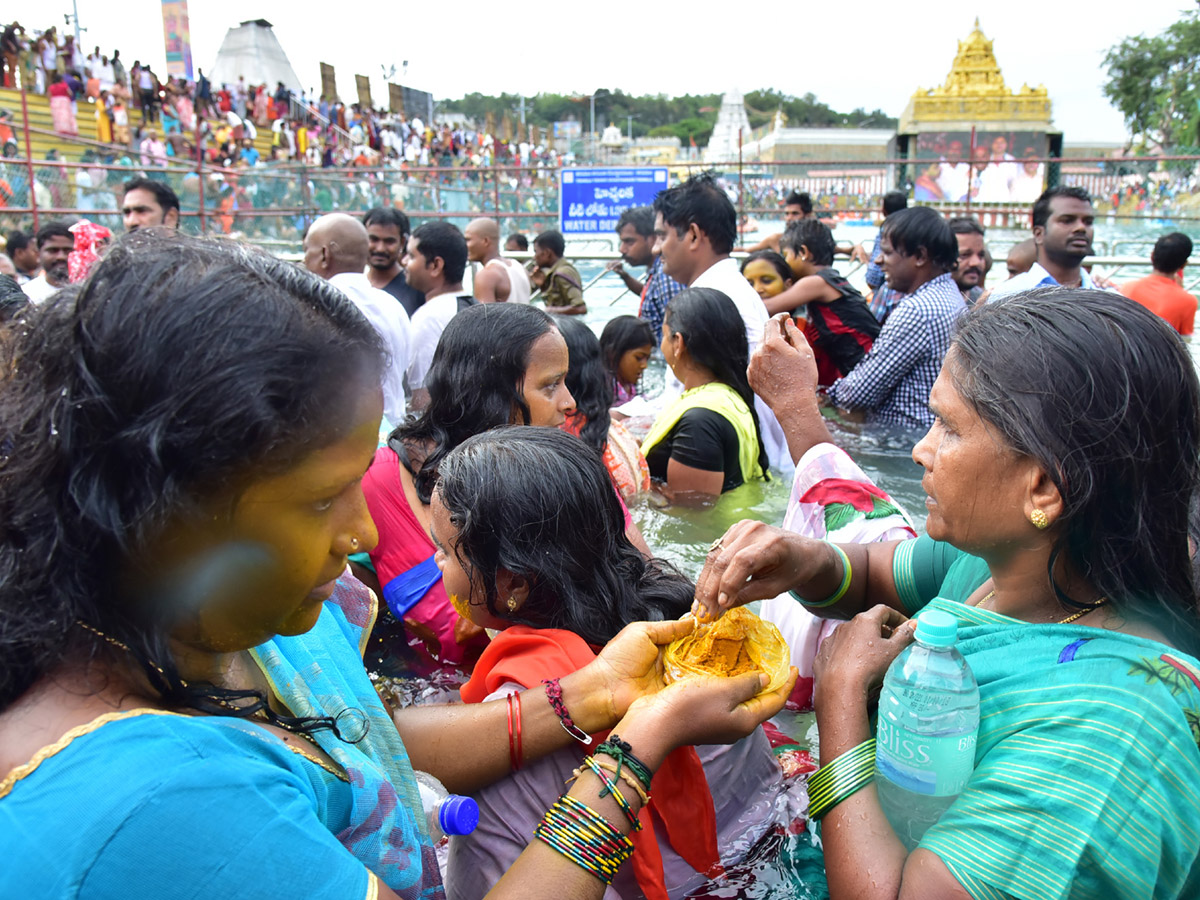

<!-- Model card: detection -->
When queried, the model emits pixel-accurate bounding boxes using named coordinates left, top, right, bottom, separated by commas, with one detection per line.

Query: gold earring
left=506, top=596, right=518, bottom=612
left=349, top=537, right=360, bottom=550
left=1030, top=509, right=1049, bottom=530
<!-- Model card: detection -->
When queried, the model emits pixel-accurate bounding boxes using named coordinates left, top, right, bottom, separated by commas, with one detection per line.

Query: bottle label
left=875, top=719, right=976, bottom=797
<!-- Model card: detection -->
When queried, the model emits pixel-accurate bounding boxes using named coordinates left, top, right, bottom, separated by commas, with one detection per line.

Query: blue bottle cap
left=438, top=794, right=480, bottom=836
left=914, top=608, right=957, bottom=648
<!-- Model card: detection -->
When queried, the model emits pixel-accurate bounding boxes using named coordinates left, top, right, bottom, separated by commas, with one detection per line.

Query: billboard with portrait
left=913, top=131, right=1049, bottom=204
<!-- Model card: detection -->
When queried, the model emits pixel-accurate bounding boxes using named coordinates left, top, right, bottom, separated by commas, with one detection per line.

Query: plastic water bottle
left=875, top=607, right=979, bottom=850
left=414, top=771, right=480, bottom=841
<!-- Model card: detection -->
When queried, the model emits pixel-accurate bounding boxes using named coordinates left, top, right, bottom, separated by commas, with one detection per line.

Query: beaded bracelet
left=542, top=677, right=592, bottom=744
left=790, top=542, right=852, bottom=609
left=581, top=755, right=641, bottom=830
left=594, top=734, right=652, bottom=792
left=807, top=738, right=876, bottom=820
left=506, top=692, right=523, bottom=772
left=592, top=756, right=650, bottom=805
left=535, top=794, right=635, bottom=884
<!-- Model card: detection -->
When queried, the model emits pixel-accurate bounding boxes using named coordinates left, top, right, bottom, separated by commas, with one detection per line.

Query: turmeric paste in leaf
left=664, top=607, right=791, bottom=695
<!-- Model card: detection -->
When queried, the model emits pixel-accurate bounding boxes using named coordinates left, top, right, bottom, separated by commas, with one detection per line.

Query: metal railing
left=3, top=149, right=1198, bottom=246
left=287, top=95, right=353, bottom=146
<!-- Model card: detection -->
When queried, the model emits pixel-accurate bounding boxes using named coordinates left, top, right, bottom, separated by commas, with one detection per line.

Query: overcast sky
left=42, top=1, right=1190, bottom=143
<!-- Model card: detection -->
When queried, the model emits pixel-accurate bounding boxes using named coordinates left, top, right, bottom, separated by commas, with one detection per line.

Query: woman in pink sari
left=173, top=79, right=195, bottom=131
left=253, top=84, right=269, bottom=126
left=48, top=73, right=77, bottom=135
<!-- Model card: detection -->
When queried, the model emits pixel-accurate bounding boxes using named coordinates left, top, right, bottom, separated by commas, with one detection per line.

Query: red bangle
left=507, top=692, right=524, bottom=772
left=542, top=677, right=592, bottom=745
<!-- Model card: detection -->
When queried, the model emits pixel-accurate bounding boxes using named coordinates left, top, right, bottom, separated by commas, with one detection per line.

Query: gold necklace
left=974, top=591, right=1108, bottom=624
left=1056, top=598, right=1109, bottom=624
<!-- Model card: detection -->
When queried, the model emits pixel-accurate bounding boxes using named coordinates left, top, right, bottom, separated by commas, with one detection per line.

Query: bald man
left=1006, top=238, right=1037, bottom=280
left=464, top=217, right=531, bottom=303
left=303, top=213, right=411, bottom=423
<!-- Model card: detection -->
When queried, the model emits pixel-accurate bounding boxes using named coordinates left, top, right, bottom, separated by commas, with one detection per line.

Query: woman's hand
left=749, top=313, right=832, bottom=464
left=748, top=313, right=819, bottom=413
left=616, top=666, right=798, bottom=769
left=692, top=520, right=820, bottom=619
left=813, top=604, right=914, bottom=704
left=565, top=619, right=696, bottom=732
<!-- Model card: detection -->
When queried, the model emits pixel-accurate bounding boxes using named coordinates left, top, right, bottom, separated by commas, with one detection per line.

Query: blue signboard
left=559, top=167, right=669, bottom=234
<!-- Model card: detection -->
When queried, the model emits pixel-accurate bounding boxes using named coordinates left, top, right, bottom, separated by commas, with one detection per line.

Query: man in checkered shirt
left=827, top=207, right=965, bottom=429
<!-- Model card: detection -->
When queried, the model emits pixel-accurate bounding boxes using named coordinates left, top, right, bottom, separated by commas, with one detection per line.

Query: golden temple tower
left=899, top=19, right=1054, bottom=134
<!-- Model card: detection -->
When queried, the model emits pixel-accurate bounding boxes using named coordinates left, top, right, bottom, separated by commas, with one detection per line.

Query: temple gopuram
left=897, top=20, right=1062, bottom=204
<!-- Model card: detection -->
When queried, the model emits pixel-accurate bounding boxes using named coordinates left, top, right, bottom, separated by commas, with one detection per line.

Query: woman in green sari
left=694, top=287, right=1200, bottom=899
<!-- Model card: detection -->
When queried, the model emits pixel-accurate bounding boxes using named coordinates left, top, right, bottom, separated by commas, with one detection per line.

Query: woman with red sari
left=434, top=427, right=800, bottom=900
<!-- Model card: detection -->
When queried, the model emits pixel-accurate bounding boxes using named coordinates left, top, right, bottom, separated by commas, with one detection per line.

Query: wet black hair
left=5, top=229, right=31, bottom=254
left=599, top=315, right=655, bottom=385
left=398, top=302, right=557, bottom=504
left=785, top=191, right=813, bottom=214
left=35, top=220, right=73, bottom=248
left=882, top=190, right=908, bottom=217
left=947, top=216, right=985, bottom=237
left=615, top=205, right=655, bottom=237
left=780, top=219, right=836, bottom=266
left=949, top=288, right=1200, bottom=653
left=741, top=249, right=794, bottom=285
left=882, top=207, right=958, bottom=272
left=1031, top=186, right=1092, bottom=229
left=533, top=229, right=565, bottom=258
left=653, top=171, right=737, bottom=255
left=122, top=176, right=180, bottom=215
left=663, top=287, right=769, bottom=478
left=0, top=272, right=28, bottom=321
left=1151, top=232, right=1193, bottom=274
left=411, top=221, right=467, bottom=283
left=437, top=426, right=692, bottom=644
left=362, top=206, right=412, bottom=239
left=555, top=318, right=611, bottom=453
left=0, top=230, right=385, bottom=729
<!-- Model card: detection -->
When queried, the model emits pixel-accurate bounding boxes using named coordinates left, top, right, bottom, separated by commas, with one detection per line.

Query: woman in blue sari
left=694, top=288, right=1200, bottom=899
left=0, top=231, right=792, bottom=900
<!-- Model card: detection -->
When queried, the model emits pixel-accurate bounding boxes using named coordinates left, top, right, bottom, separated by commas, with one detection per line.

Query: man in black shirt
left=363, top=207, right=425, bottom=317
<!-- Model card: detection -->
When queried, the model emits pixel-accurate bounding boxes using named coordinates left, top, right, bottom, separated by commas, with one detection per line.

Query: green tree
left=1104, top=8, right=1200, bottom=150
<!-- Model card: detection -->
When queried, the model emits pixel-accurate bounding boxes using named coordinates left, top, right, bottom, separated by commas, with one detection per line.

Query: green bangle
left=790, top=543, right=852, bottom=609
left=807, top=738, right=876, bottom=820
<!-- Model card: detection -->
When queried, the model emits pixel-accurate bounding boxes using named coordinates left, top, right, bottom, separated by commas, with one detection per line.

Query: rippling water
left=572, top=217, right=1200, bottom=576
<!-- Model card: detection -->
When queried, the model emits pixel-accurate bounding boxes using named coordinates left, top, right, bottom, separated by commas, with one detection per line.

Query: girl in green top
left=644, top=287, right=769, bottom=503
left=694, top=288, right=1200, bottom=899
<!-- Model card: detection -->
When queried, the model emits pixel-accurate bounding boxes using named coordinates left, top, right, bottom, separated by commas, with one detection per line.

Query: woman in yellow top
left=643, top=287, right=769, bottom=502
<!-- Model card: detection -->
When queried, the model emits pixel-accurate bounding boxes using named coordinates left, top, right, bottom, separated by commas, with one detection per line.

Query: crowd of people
left=0, top=163, right=1198, bottom=900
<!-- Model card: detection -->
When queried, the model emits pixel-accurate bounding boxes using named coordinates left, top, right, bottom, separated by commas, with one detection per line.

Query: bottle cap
left=438, top=794, right=480, bottom=836
left=914, top=608, right=957, bottom=648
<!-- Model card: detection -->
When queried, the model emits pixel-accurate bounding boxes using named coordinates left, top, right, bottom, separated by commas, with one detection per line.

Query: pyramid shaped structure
left=899, top=19, right=1051, bottom=132
left=703, top=89, right=752, bottom=163
left=208, top=19, right=303, bottom=93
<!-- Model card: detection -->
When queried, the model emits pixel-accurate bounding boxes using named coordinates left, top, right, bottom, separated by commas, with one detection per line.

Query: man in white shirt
left=936, top=139, right=970, bottom=202
left=21, top=221, right=73, bottom=304
left=988, top=187, right=1097, bottom=301
left=652, top=172, right=791, bottom=472
left=303, top=213, right=410, bottom=424
left=403, top=222, right=475, bottom=411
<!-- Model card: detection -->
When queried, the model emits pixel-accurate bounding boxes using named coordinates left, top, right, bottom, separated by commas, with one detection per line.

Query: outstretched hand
left=692, top=519, right=818, bottom=620
left=580, top=619, right=699, bottom=727
left=624, top=663, right=798, bottom=748
left=749, top=313, right=819, bottom=415
left=813, top=604, right=914, bottom=702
